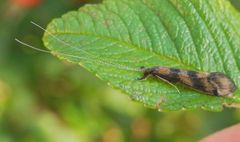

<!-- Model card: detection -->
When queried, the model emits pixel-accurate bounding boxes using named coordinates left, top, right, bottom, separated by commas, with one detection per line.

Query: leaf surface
left=43, top=0, right=240, bottom=111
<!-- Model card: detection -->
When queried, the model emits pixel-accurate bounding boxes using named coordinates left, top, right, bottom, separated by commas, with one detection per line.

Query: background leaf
left=43, top=0, right=240, bottom=111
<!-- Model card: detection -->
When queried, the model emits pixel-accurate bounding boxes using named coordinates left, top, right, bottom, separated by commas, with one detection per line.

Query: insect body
left=139, top=67, right=236, bottom=96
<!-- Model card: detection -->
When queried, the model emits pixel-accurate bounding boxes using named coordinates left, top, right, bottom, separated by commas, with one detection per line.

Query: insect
left=16, top=22, right=237, bottom=97
left=139, top=66, right=237, bottom=96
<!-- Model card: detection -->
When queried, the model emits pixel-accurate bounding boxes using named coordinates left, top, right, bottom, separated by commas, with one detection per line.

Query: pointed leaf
left=43, top=0, right=240, bottom=111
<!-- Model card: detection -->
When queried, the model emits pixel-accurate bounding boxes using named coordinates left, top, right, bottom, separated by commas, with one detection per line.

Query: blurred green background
left=0, top=0, right=240, bottom=142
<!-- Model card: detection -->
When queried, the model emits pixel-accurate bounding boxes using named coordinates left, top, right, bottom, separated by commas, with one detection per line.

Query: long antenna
left=16, top=21, right=181, bottom=94
left=15, top=38, right=51, bottom=54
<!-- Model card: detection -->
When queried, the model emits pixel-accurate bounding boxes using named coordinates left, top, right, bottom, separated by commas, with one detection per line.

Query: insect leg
left=155, top=75, right=181, bottom=95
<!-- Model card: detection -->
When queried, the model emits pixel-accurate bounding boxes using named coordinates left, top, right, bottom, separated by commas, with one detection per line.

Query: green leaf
left=43, top=0, right=240, bottom=111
